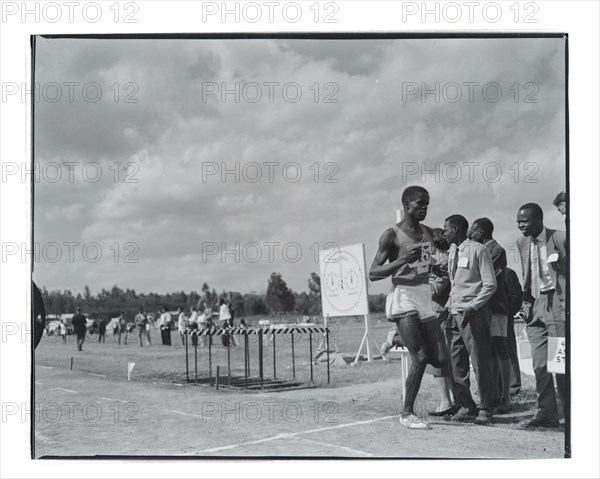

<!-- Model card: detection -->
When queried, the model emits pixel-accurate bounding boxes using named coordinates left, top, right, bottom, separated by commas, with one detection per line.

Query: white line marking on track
left=166, top=409, right=205, bottom=419
left=41, top=366, right=54, bottom=369
left=199, top=414, right=401, bottom=454
left=98, top=396, right=128, bottom=403
left=86, top=373, right=106, bottom=377
left=299, top=437, right=373, bottom=457
left=35, top=381, right=42, bottom=385
left=48, top=387, right=77, bottom=393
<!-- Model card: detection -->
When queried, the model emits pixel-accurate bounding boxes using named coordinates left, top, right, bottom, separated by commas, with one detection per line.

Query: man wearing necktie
left=516, top=203, right=567, bottom=428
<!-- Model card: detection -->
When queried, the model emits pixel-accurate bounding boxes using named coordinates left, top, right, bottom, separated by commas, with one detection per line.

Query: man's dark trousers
left=526, top=291, right=566, bottom=421
left=75, top=331, right=85, bottom=351
left=161, top=327, right=169, bottom=345
left=505, top=313, right=521, bottom=395
left=448, top=306, right=495, bottom=411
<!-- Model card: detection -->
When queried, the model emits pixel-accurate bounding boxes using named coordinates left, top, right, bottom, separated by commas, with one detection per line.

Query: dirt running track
left=34, top=364, right=565, bottom=458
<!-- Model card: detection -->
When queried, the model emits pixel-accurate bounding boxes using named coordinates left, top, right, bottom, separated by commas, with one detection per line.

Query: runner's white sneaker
left=399, top=414, right=430, bottom=429
left=380, top=341, right=390, bottom=355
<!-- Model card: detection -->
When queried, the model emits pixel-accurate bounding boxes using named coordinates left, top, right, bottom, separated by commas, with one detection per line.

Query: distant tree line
left=41, top=272, right=387, bottom=319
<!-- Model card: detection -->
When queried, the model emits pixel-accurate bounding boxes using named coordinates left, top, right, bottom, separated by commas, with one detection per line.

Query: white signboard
left=319, top=243, right=369, bottom=318
left=547, top=336, right=566, bottom=374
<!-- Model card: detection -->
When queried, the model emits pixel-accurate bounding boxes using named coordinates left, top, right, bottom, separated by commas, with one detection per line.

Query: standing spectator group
left=371, top=185, right=567, bottom=430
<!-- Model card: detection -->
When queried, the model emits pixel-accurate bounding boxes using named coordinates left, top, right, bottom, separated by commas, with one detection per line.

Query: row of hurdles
left=178, top=325, right=333, bottom=391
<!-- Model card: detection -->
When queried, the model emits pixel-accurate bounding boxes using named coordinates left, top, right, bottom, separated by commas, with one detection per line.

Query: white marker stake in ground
left=127, top=362, right=135, bottom=381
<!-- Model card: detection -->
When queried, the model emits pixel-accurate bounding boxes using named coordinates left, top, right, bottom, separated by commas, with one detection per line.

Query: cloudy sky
left=33, top=36, right=566, bottom=297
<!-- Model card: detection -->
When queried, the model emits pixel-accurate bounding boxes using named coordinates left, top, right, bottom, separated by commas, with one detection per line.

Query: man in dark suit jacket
left=504, top=267, right=523, bottom=397
left=469, top=218, right=512, bottom=412
left=516, top=203, right=567, bottom=428
left=71, top=307, right=87, bottom=352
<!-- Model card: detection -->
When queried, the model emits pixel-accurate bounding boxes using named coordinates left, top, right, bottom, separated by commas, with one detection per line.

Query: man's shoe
left=429, top=404, right=460, bottom=417
left=520, top=417, right=559, bottom=428
left=399, top=413, right=430, bottom=429
left=380, top=342, right=391, bottom=356
left=451, top=407, right=477, bottom=422
left=474, top=409, right=493, bottom=425
left=496, top=400, right=513, bottom=414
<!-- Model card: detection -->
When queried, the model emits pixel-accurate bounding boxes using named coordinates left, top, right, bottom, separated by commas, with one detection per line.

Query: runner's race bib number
left=409, top=242, right=432, bottom=274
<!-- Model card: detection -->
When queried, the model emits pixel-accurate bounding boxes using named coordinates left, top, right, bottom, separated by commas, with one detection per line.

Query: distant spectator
left=144, top=311, right=152, bottom=345
left=118, top=313, right=126, bottom=345
left=197, top=305, right=208, bottom=347
left=219, top=299, right=232, bottom=347
left=59, top=319, right=67, bottom=344
left=205, top=304, right=215, bottom=346
left=177, top=308, right=188, bottom=346
left=72, top=307, right=87, bottom=352
left=98, top=317, right=106, bottom=343
left=160, top=308, right=172, bottom=346
left=135, top=308, right=146, bottom=347
left=189, top=307, right=199, bottom=346
left=123, top=321, right=136, bottom=345
left=228, top=301, right=238, bottom=346
left=553, top=191, right=567, bottom=218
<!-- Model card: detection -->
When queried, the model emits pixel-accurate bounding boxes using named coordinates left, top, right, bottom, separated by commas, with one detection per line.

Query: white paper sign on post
left=547, top=337, right=566, bottom=374
left=319, top=243, right=369, bottom=318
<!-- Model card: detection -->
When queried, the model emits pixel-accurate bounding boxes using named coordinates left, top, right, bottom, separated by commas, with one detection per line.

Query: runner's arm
left=369, top=228, right=420, bottom=281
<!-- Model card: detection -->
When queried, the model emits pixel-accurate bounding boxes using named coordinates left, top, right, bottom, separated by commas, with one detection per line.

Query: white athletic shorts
left=490, top=313, right=508, bottom=337
left=386, top=283, right=437, bottom=323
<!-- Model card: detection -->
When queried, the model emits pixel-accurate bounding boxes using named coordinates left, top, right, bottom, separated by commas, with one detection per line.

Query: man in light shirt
left=59, top=319, right=67, bottom=344
left=144, top=311, right=153, bottom=345
left=219, top=299, right=232, bottom=347
left=177, top=308, right=188, bottom=346
left=197, top=305, right=208, bottom=347
left=444, top=214, right=496, bottom=425
left=160, top=308, right=172, bottom=346
left=516, top=203, right=567, bottom=428
left=188, top=307, right=199, bottom=347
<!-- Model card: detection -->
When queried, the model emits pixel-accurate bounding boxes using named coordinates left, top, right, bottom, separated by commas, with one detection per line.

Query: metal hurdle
left=180, top=324, right=330, bottom=391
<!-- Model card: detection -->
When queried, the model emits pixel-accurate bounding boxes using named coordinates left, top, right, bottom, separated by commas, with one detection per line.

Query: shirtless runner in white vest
left=369, top=185, right=447, bottom=429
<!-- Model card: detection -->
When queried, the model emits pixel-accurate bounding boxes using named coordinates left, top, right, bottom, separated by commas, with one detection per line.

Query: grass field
left=33, top=315, right=566, bottom=458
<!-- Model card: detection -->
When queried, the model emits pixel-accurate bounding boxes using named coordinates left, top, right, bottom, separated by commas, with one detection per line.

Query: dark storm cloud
left=34, top=37, right=566, bottom=296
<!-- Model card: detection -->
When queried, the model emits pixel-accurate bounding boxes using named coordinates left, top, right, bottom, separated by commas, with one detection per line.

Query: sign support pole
left=314, top=315, right=339, bottom=361
left=352, top=314, right=380, bottom=365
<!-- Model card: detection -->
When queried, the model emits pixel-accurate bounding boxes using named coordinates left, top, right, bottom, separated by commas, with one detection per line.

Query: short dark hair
left=519, top=203, right=543, bottom=219
left=473, top=217, right=494, bottom=238
left=445, top=214, right=469, bottom=234
left=402, top=186, right=429, bottom=204
left=553, top=191, right=567, bottom=207
left=431, top=227, right=450, bottom=252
